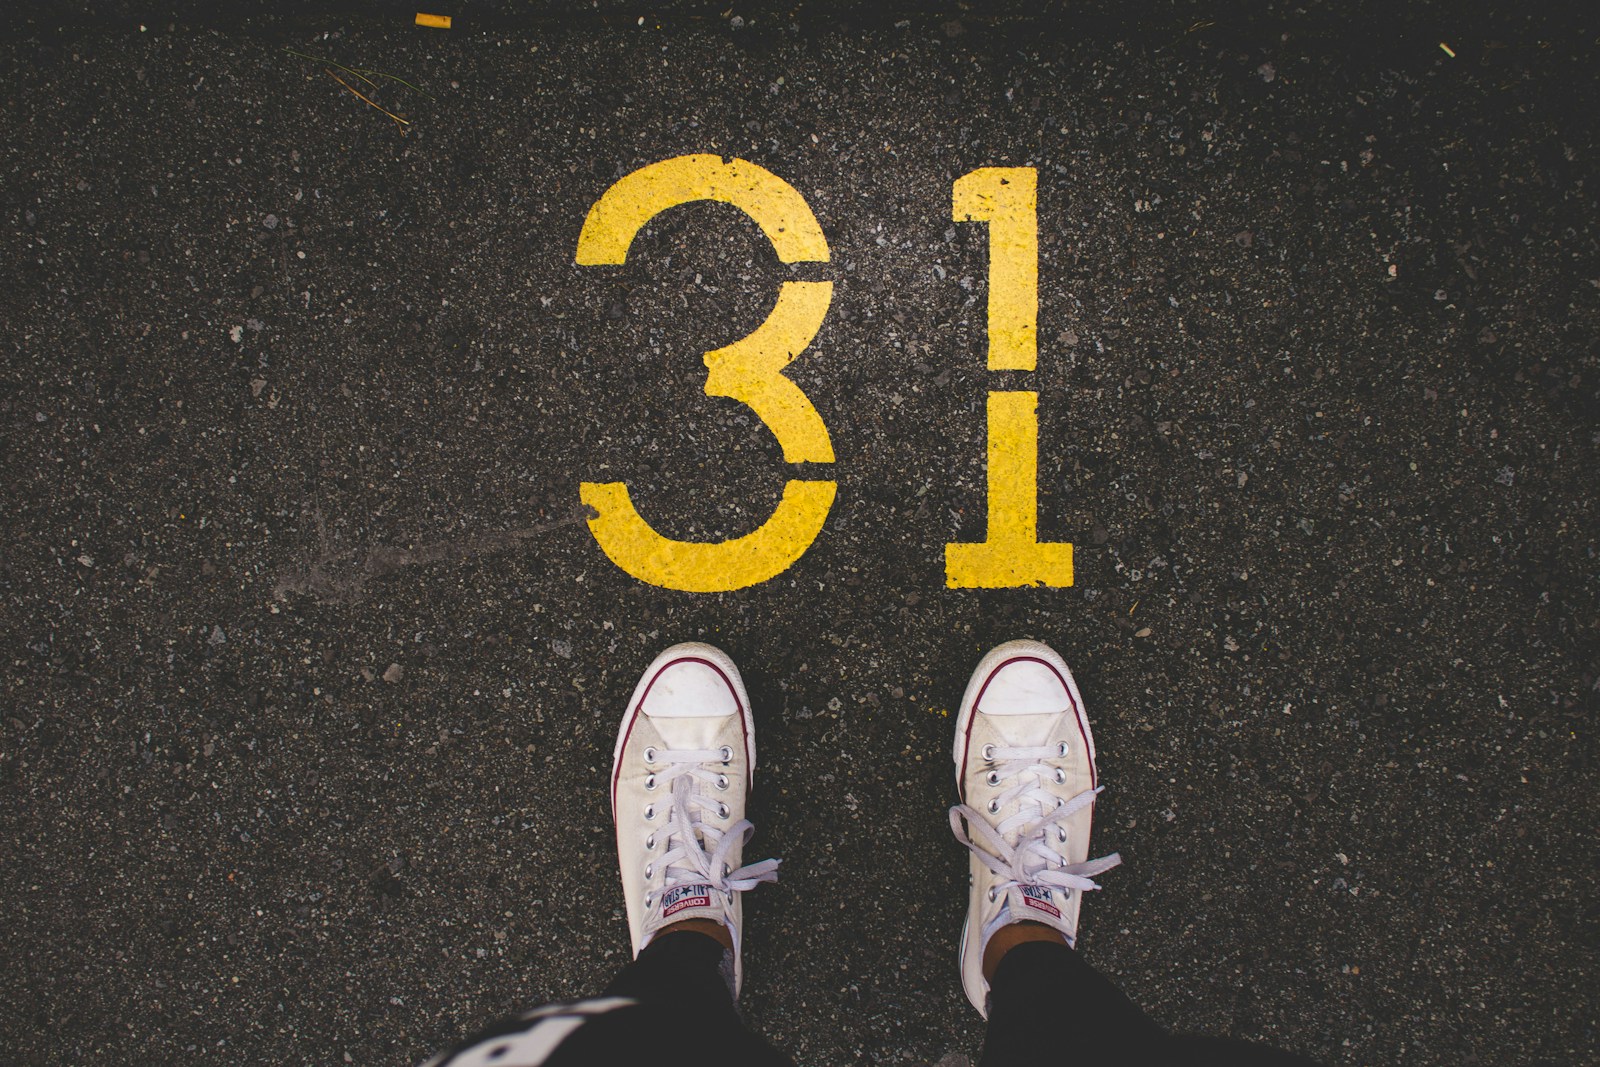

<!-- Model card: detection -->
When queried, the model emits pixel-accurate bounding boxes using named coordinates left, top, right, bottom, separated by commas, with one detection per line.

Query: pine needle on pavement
left=326, top=69, right=411, bottom=132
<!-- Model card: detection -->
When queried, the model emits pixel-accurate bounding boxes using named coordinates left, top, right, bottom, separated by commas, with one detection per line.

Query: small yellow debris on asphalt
left=1439, top=42, right=1456, bottom=58
left=416, top=13, right=451, bottom=29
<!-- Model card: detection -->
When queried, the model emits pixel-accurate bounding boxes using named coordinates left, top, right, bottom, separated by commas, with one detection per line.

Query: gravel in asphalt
left=2, top=4, right=1596, bottom=1064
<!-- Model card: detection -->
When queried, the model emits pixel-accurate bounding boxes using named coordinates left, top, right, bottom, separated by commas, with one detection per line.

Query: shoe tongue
left=982, top=710, right=1064, bottom=749
left=979, top=883, right=1077, bottom=957
left=643, top=714, right=728, bottom=751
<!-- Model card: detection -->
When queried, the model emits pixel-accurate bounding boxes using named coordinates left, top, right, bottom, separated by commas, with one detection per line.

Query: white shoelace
left=644, top=748, right=779, bottom=911
left=949, top=743, right=1122, bottom=907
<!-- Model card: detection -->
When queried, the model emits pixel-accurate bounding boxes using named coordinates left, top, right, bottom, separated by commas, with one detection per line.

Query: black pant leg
left=600, top=930, right=792, bottom=1064
left=979, top=940, right=1321, bottom=1067
left=600, top=928, right=739, bottom=1012
left=980, top=940, right=1168, bottom=1065
left=423, top=931, right=792, bottom=1067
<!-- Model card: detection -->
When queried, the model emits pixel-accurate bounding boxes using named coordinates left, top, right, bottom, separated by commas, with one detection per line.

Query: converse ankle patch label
left=1018, top=884, right=1061, bottom=919
left=660, top=883, right=714, bottom=918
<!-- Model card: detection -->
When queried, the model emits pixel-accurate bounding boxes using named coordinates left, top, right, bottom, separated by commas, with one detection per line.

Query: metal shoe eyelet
left=1057, top=741, right=1070, bottom=757
left=987, top=799, right=1001, bottom=815
left=722, top=863, right=731, bottom=877
left=718, top=745, right=734, bottom=764
left=645, top=834, right=656, bottom=850
left=1054, top=768, right=1068, bottom=785
left=644, top=773, right=657, bottom=790
left=644, top=862, right=653, bottom=879
left=643, top=746, right=658, bottom=764
left=717, top=802, right=730, bottom=819
left=1058, top=828, right=1068, bottom=843
left=981, top=743, right=996, bottom=762
left=643, top=804, right=656, bottom=820
left=716, top=774, right=729, bottom=790
left=644, top=892, right=654, bottom=908
left=985, top=771, right=1001, bottom=786
left=987, top=887, right=998, bottom=903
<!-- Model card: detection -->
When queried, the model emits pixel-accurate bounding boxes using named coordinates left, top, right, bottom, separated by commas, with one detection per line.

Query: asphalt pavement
left=3, top=3, right=1597, bottom=1064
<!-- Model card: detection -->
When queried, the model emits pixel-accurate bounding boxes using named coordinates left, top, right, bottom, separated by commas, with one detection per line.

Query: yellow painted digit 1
left=575, top=155, right=836, bottom=592
left=945, top=167, right=1074, bottom=588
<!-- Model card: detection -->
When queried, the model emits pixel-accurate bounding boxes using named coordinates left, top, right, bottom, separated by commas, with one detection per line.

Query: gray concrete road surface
left=3, top=3, right=1596, bottom=1064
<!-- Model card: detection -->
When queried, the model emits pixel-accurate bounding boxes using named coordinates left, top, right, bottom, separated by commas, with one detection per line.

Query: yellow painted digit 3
left=575, top=155, right=836, bottom=592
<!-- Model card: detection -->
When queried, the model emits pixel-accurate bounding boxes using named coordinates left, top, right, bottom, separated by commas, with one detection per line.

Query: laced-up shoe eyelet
left=643, top=804, right=656, bottom=820
left=981, top=743, right=996, bottom=762
left=716, top=774, right=730, bottom=790
left=1053, top=768, right=1068, bottom=785
left=717, top=802, right=730, bottom=819
left=987, top=887, right=998, bottom=903
left=987, top=799, right=1001, bottom=815
left=722, top=863, right=731, bottom=877
left=643, top=862, right=653, bottom=879
left=644, top=773, right=657, bottom=790
left=645, top=833, right=656, bottom=850
left=718, top=745, right=733, bottom=764
left=985, top=770, right=1001, bottom=786
left=1057, top=828, right=1068, bottom=843
left=1057, top=741, right=1070, bottom=757
left=644, top=892, right=654, bottom=908
left=643, top=746, right=658, bottom=764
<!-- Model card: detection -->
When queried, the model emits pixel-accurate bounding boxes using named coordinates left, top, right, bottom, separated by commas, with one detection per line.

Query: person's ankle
left=981, top=921, right=1067, bottom=982
left=658, top=917, right=734, bottom=953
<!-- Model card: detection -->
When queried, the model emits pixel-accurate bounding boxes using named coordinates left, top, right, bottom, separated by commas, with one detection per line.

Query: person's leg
left=979, top=938, right=1163, bottom=1064
left=599, top=927, right=788, bottom=1062
left=979, top=938, right=1319, bottom=1066
left=421, top=644, right=791, bottom=1067
left=947, top=639, right=1123, bottom=1019
left=422, top=926, right=790, bottom=1066
left=946, top=640, right=1321, bottom=1066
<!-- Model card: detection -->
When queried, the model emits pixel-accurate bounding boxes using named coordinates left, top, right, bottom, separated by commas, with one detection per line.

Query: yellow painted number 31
left=574, top=156, right=1072, bottom=592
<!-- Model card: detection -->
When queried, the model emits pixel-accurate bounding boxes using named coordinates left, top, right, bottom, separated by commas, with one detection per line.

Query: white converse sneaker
left=950, top=640, right=1122, bottom=1017
left=611, top=642, right=779, bottom=998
